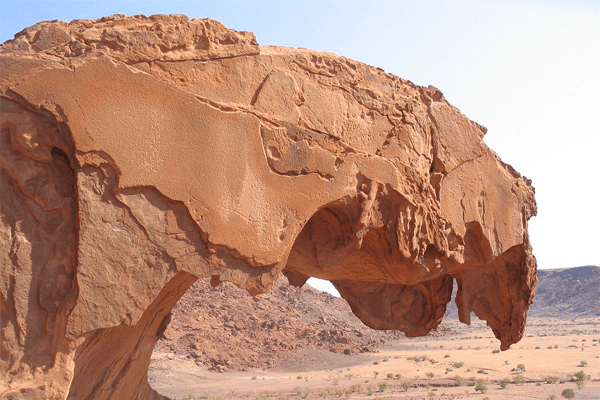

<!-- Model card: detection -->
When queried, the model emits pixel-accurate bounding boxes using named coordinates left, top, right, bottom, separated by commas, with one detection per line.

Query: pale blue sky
left=2, top=1, right=599, bottom=293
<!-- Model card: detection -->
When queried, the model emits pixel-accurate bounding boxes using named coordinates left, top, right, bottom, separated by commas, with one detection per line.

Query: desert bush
left=383, top=358, right=389, bottom=362
left=477, top=369, right=487, bottom=374
left=366, top=385, right=373, bottom=396
left=576, top=380, right=585, bottom=389
left=578, top=360, right=588, bottom=367
left=401, top=381, right=412, bottom=391
left=444, top=354, right=451, bottom=358
left=386, top=373, right=394, bottom=380
left=548, top=395, right=557, bottom=400
left=428, top=392, right=435, bottom=398
left=455, top=375, right=464, bottom=385
left=395, top=373, right=401, bottom=380
left=452, top=362, right=464, bottom=369
left=373, top=361, right=379, bottom=365
left=544, top=376, right=560, bottom=384
left=356, top=384, right=364, bottom=394
left=426, top=372, right=435, bottom=379
left=517, top=363, right=526, bottom=372
left=574, top=370, right=587, bottom=381
left=492, top=349, right=500, bottom=354
left=499, top=378, right=511, bottom=388
left=378, top=382, right=388, bottom=392
left=535, top=346, right=541, bottom=349
left=296, top=375, right=302, bottom=380
left=561, top=388, right=575, bottom=399
left=514, top=375, right=526, bottom=385
left=373, top=371, right=379, bottom=378
left=475, top=380, right=488, bottom=394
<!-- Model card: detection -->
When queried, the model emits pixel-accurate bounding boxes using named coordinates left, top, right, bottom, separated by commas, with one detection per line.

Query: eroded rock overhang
left=0, top=14, right=537, bottom=400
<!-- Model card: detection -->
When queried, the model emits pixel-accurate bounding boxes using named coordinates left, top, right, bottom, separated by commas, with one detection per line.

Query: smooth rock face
left=0, top=14, right=537, bottom=399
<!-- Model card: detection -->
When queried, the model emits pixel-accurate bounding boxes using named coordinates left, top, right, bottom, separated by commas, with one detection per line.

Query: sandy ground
left=149, top=317, right=600, bottom=400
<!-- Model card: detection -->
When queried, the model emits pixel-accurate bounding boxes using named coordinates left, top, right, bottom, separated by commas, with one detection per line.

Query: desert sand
left=150, top=317, right=600, bottom=400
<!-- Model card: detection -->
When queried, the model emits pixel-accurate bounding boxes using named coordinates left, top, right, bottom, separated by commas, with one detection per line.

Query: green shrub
left=475, top=380, right=488, bottom=394
left=492, top=349, right=500, bottom=354
left=514, top=375, right=526, bottom=385
left=452, top=362, right=464, bottom=369
left=574, top=370, right=587, bottom=381
left=455, top=375, right=464, bottom=385
left=499, top=378, right=510, bottom=388
left=401, top=381, right=412, bottom=391
left=386, top=373, right=394, bottom=380
left=561, top=388, right=575, bottom=399
left=544, top=375, right=560, bottom=384
left=378, top=382, right=388, bottom=392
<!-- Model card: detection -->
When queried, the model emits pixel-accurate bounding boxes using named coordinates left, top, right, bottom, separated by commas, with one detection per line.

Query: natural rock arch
left=0, top=15, right=536, bottom=400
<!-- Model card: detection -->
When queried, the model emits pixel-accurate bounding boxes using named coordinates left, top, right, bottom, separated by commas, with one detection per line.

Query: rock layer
left=0, top=14, right=537, bottom=400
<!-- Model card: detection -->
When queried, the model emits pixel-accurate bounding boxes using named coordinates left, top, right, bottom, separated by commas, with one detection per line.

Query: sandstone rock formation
left=0, top=14, right=537, bottom=400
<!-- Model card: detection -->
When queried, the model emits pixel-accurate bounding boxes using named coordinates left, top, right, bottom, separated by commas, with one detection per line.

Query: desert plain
left=149, top=315, right=599, bottom=400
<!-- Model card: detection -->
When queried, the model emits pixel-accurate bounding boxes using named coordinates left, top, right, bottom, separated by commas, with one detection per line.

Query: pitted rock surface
left=0, top=14, right=537, bottom=400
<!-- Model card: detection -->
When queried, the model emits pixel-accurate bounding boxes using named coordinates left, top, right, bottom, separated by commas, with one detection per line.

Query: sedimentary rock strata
left=0, top=14, right=537, bottom=399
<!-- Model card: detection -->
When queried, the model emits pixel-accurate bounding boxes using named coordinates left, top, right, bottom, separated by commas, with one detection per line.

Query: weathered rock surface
left=0, top=14, right=537, bottom=400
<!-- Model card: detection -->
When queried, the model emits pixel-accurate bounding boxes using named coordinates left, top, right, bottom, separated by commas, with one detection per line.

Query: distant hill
left=529, top=265, right=600, bottom=318
left=444, top=265, right=600, bottom=320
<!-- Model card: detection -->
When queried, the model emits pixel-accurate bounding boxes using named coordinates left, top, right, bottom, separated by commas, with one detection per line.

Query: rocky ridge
left=444, top=265, right=600, bottom=320
left=530, top=266, right=600, bottom=318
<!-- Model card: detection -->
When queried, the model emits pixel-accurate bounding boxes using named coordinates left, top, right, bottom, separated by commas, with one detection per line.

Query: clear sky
left=1, top=1, right=598, bottom=296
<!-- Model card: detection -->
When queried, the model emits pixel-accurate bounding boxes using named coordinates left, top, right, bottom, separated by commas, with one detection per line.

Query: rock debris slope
left=155, top=275, right=414, bottom=372
left=0, top=14, right=537, bottom=400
